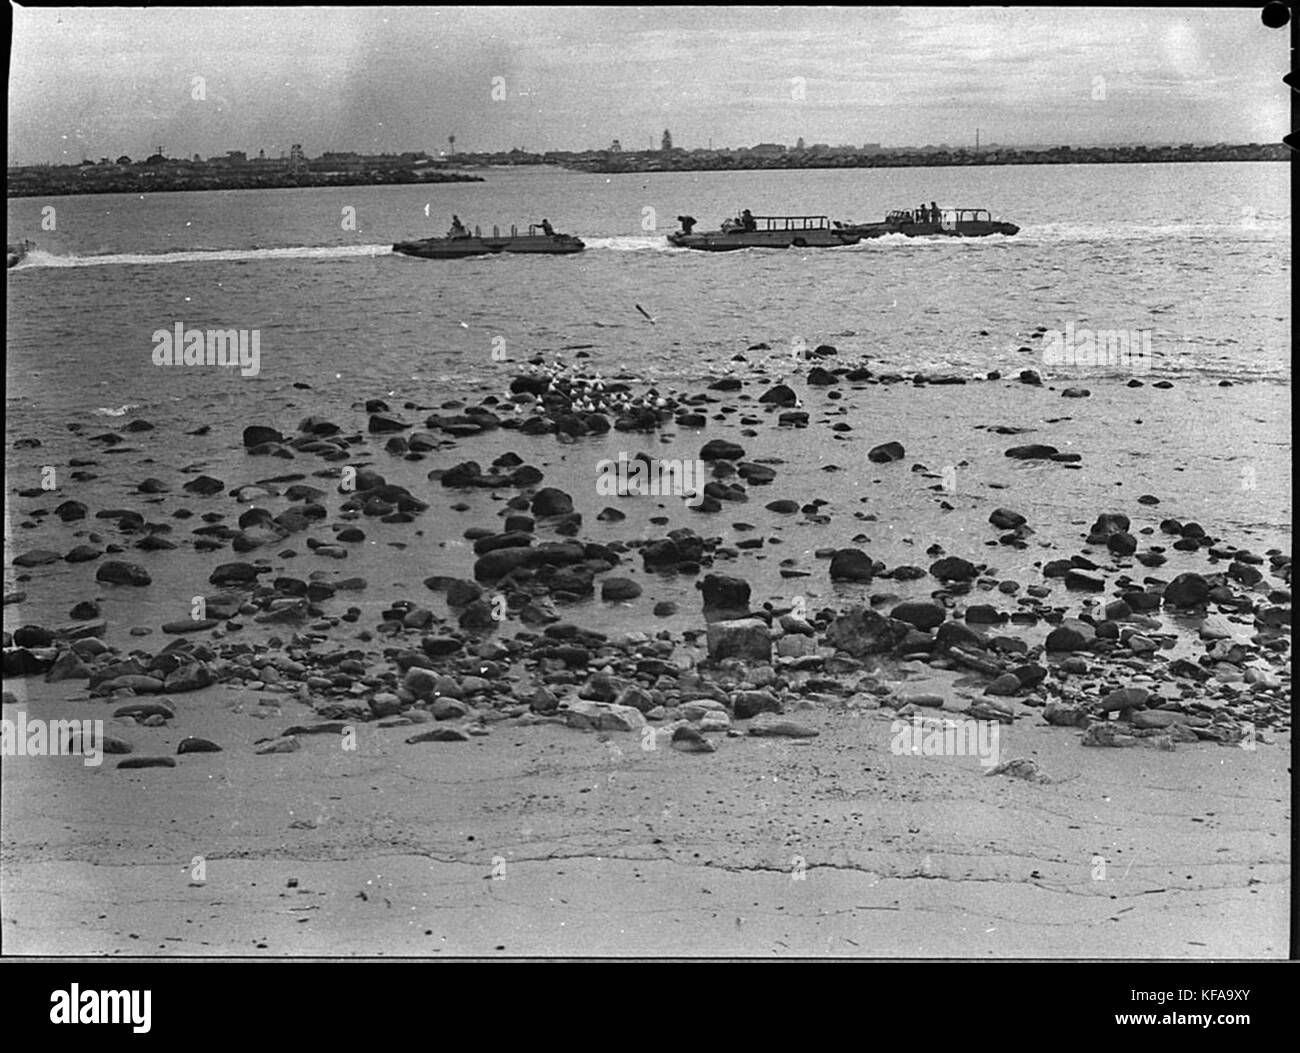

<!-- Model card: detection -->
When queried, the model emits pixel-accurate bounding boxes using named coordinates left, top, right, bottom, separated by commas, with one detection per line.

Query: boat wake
left=9, top=221, right=1282, bottom=271
left=580, top=235, right=682, bottom=252
left=13, top=238, right=691, bottom=268
left=11, top=245, right=393, bottom=269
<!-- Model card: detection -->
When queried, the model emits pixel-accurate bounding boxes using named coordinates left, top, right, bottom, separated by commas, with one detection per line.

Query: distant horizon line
left=8, top=138, right=1280, bottom=168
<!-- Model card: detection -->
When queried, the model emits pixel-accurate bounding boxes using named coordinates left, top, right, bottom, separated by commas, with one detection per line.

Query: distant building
left=609, top=139, right=622, bottom=153
left=661, top=129, right=673, bottom=153
left=749, top=142, right=787, bottom=157
left=795, top=137, right=805, bottom=150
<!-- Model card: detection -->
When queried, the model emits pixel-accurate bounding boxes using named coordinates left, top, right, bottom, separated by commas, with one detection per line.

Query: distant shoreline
left=7, top=144, right=1288, bottom=198
left=560, top=142, right=1288, bottom=175
left=6, top=170, right=484, bottom=200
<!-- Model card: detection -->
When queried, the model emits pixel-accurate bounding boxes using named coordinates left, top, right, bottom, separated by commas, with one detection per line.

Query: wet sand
left=3, top=357, right=1292, bottom=957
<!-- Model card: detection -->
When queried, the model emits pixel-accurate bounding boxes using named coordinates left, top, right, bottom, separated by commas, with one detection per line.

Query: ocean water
left=5, top=162, right=1291, bottom=643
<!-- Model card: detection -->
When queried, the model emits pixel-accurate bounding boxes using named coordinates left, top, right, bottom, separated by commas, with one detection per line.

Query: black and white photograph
left=4, top=4, right=1292, bottom=980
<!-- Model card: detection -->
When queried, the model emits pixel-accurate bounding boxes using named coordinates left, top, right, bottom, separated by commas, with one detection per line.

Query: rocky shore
left=3, top=343, right=1290, bottom=954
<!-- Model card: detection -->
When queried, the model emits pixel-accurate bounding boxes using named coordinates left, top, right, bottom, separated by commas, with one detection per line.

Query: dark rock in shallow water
left=368, top=413, right=411, bottom=433
left=96, top=560, right=151, bottom=586
left=4, top=649, right=53, bottom=676
left=1045, top=619, right=1095, bottom=652
left=824, top=606, right=911, bottom=657
left=459, top=600, right=498, bottom=629
left=700, top=439, right=745, bottom=461
left=1012, top=663, right=1048, bottom=688
left=758, top=384, right=798, bottom=406
left=1106, top=532, right=1137, bottom=556
left=118, top=757, right=176, bottom=770
left=444, top=579, right=483, bottom=607
left=243, top=425, right=284, bottom=448
left=177, top=737, right=223, bottom=754
left=509, top=373, right=551, bottom=396
left=298, top=415, right=340, bottom=436
left=55, top=500, right=88, bottom=522
left=422, top=636, right=463, bottom=658
left=806, top=367, right=838, bottom=386
left=13, top=625, right=54, bottom=647
left=161, top=619, right=220, bottom=634
left=1065, top=570, right=1106, bottom=592
left=13, top=549, right=64, bottom=567
left=1086, top=513, right=1130, bottom=541
left=531, top=487, right=574, bottom=517
left=989, top=508, right=1026, bottom=530
left=701, top=573, right=751, bottom=620
left=829, top=548, right=876, bottom=582
left=890, top=601, right=945, bottom=631
left=1163, top=572, right=1210, bottom=608
left=1099, top=686, right=1150, bottom=713
left=473, top=531, right=534, bottom=556
left=601, top=577, right=642, bottom=602
left=182, top=475, right=225, bottom=496
left=209, top=562, right=268, bottom=586
left=867, top=441, right=905, bottom=464
left=736, top=462, right=776, bottom=484
left=929, top=556, right=978, bottom=582
left=1005, top=444, right=1058, bottom=460
left=474, top=547, right=536, bottom=581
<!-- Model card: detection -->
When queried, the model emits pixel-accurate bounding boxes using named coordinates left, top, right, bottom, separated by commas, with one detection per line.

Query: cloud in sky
left=8, top=6, right=1290, bottom=164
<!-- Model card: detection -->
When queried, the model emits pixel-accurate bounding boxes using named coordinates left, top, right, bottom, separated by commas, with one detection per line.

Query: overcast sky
left=8, top=6, right=1290, bottom=164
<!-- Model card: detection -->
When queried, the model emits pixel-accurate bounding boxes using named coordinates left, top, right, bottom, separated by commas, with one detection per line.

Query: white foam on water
left=14, top=238, right=696, bottom=268
left=580, top=235, right=681, bottom=252
left=14, top=245, right=393, bottom=268
left=94, top=404, right=140, bottom=416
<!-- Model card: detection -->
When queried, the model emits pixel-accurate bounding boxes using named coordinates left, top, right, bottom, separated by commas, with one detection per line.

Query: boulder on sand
left=1045, top=618, right=1095, bottom=652
left=867, top=441, right=905, bottom=464
left=1163, top=572, right=1210, bottom=608
left=700, top=573, right=751, bottom=621
left=829, top=548, right=876, bottom=582
left=243, top=425, right=284, bottom=448
left=823, top=606, right=911, bottom=657
left=95, top=561, right=151, bottom=587
left=706, top=618, right=771, bottom=662
left=890, top=600, right=946, bottom=631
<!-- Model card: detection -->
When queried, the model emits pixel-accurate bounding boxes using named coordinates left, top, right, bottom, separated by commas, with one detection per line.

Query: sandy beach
left=2, top=671, right=1287, bottom=957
